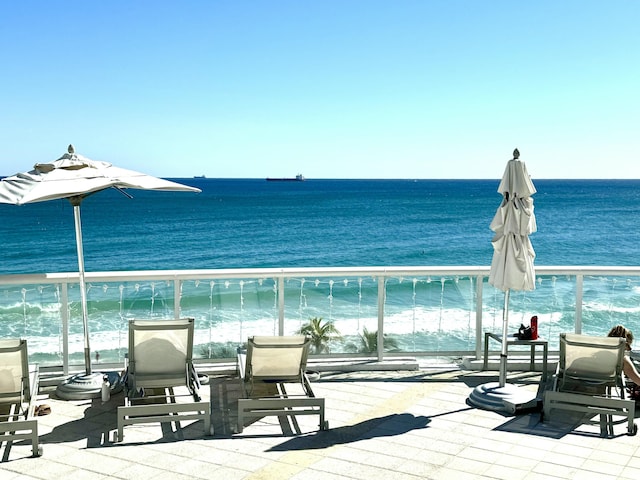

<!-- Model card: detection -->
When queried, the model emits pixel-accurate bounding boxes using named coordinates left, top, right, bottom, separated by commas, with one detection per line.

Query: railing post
left=377, top=275, right=385, bottom=362
left=278, top=276, right=285, bottom=335
left=475, top=275, right=484, bottom=359
left=575, top=274, right=583, bottom=333
left=174, top=279, right=181, bottom=319
left=61, top=282, right=69, bottom=375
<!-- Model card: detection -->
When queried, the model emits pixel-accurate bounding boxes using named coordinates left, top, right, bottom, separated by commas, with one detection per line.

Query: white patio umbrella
left=0, top=145, right=201, bottom=399
left=489, top=148, right=537, bottom=385
left=468, top=148, right=538, bottom=413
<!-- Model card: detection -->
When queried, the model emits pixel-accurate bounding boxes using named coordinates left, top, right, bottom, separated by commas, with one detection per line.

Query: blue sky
left=1, top=1, right=638, bottom=179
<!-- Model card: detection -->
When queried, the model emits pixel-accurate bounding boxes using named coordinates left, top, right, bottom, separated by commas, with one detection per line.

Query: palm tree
left=352, top=326, right=399, bottom=353
left=297, top=317, right=341, bottom=354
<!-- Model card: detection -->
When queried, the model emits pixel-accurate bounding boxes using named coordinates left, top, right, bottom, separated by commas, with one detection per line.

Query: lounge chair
left=543, top=333, right=637, bottom=437
left=237, top=335, right=328, bottom=434
left=116, top=318, right=213, bottom=442
left=0, top=339, right=42, bottom=459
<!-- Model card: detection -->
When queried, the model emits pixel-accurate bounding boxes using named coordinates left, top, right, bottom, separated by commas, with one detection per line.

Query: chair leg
left=599, top=414, right=610, bottom=438
left=31, top=421, right=41, bottom=457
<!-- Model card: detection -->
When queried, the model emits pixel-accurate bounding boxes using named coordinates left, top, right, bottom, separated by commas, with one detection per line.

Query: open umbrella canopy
left=0, top=145, right=200, bottom=204
left=0, top=145, right=201, bottom=400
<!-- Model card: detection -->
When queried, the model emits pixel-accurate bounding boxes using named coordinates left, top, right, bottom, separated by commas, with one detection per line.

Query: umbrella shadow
left=267, top=412, right=433, bottom=451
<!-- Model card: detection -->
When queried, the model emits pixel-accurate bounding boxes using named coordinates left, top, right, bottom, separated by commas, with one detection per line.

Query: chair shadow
left=38, top=390, right=207, bottom=448
left=37, top=395, right=117, bottom=448
left=484, top=371, right=637, bottom=439
left=493, top=410, right=622, bottom=439
left=210, top=374, right=308, bottom=437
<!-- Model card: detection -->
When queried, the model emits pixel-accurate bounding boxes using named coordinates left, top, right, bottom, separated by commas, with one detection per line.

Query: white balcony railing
left=2, top=266, right=640, bottom=374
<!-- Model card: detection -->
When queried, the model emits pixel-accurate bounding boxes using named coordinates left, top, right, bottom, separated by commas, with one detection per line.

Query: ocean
left=2, top=178, right=640, bottom=363
left=3, top=178, right=640, bottom=274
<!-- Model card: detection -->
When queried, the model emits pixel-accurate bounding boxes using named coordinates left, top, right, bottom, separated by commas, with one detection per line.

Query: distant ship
left=193, top=175, right=206, bottom=178
left=266, top=174, right=305, bottom=182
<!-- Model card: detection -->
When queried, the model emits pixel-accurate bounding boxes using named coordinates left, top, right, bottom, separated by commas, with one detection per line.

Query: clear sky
left=1, top=1, right=638, bottom=179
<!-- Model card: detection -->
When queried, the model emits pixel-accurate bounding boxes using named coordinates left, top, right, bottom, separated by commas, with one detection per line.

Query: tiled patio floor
left=2, top=368, right=639, bottom=479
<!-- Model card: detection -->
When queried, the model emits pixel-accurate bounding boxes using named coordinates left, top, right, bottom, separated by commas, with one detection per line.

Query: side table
left=483, top=332, right=548, bottom=381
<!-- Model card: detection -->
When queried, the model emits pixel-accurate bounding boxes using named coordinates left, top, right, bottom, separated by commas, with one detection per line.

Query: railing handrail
left=3, top=265, right=640, bottom=286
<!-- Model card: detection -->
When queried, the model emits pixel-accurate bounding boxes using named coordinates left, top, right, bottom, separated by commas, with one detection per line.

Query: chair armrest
left=27, top=364, right=40, bottom=418
left=237, top=350, right=247, bottom=380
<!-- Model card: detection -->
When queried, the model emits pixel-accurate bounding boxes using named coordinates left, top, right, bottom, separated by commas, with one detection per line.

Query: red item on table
left=530, top=315, right=538, bottom=340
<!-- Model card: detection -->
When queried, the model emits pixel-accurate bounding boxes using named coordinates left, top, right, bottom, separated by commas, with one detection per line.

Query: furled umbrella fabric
left=489, top=155, right=537, bottom=292
left=0, top=145, right=201, bottom=399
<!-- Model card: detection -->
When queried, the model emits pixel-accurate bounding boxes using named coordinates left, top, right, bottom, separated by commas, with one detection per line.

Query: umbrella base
left=56, top=371, right=123, bottom=401
left=468, top=381, right=539, bottom=414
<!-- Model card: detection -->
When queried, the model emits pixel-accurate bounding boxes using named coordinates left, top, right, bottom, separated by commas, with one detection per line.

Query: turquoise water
left=2, top=178, right=640, bottom=362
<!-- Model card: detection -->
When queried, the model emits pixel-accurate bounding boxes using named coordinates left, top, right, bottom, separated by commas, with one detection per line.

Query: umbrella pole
left=499, top=289, right=510, bottom=387
left=56, top=199, right=122, bottom=400
left=72, top=201, right=92, bottom=376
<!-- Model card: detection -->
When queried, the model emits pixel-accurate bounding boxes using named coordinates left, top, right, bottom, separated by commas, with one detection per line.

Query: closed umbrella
left=0, top=145, right=201, bottom=399
left=469, top=149, right=538, bottom=412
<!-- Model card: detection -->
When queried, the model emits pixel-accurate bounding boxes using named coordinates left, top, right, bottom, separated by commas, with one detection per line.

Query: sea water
left=2, top=178, right=640, bottom=363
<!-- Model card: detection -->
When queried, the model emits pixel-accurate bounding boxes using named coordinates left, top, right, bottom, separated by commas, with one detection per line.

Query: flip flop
left=35, top=404, right=51, bottom=416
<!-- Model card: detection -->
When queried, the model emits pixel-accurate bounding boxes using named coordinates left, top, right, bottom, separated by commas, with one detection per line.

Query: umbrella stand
left=468, top=288, right=538, bottom=414
left=467, top=150, right=540, bottom=414
left=55, top=197, right=122, bottom=400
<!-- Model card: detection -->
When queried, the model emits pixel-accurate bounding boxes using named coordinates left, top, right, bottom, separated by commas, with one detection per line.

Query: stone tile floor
left=1, top=368, right=639, bottom=479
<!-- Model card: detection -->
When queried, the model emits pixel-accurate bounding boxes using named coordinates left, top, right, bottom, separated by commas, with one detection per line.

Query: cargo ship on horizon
left=266, top=174, right=305, bottom=182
